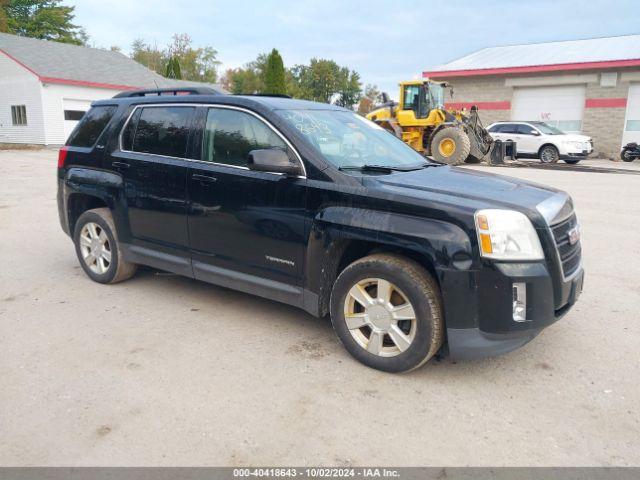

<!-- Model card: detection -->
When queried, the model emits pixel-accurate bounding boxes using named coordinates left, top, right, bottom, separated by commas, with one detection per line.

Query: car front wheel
left=73, top=208, right=137, bottom=284
left=539, top=145, right=560, bottom=163
left=330, top=253, right=444, bottom=373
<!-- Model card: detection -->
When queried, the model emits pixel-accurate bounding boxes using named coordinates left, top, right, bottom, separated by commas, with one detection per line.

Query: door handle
left=112, top=161, right=130, bottom=170
left=192, top=174, right=218, bottom=184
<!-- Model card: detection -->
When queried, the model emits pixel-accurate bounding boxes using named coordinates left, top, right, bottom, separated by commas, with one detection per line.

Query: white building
left=0, top=32, right=225, bottom=146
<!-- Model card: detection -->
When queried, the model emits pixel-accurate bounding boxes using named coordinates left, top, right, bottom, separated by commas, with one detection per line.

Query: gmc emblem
left=567, top=226, right=580, bottom=245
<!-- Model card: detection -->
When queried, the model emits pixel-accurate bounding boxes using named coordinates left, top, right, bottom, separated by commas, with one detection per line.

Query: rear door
left=108, top=104, right=195, bottom=275
left=186, top=106, right=307, bottom=304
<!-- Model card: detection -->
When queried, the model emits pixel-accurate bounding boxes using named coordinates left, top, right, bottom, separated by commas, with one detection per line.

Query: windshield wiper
left=339, top=164, right=429, bottom=173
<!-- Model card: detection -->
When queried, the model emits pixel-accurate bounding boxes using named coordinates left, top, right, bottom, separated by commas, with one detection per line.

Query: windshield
left=276, top=109, right=430, bottom=169
left=531, top=122, right=565, bottom=135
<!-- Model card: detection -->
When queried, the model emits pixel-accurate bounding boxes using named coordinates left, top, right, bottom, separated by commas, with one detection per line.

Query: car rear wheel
left=330, top=253, right=444, bottom=372
left=73, top=208, right=137, bottom=284
left=539, top=145, right=560, bottom=163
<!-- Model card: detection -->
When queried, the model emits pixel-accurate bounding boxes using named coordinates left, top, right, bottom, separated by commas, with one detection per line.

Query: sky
left=71, top=0, right=639, bottom=96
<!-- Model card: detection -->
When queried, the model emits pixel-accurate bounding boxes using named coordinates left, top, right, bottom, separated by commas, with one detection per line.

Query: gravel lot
left=1, top=149, right=639, bottom=466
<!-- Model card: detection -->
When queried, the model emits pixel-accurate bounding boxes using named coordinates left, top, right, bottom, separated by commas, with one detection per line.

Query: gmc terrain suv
left=57, top=88, right=584, bottom=372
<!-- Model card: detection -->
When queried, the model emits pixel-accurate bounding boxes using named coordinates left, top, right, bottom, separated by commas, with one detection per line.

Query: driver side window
left=202, top=108, right=287, bottom=167
left=517, top=124, right=537, bottom=135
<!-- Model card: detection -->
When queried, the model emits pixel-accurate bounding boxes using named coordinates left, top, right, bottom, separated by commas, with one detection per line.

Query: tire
left=73, top=208, right=137, bottom=284
left=564, top=159, right=581, bottom=164
left=329, top=253, right=444, bottom=373
left=430, top=127, right=471, bottom=165
left=539, top=145, right=560, bottom=163
left=621, top=149, right=635, bottom=162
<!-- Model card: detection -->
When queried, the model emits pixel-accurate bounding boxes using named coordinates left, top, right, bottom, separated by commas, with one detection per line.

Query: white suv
left=487, top=121, right=593, bottom=164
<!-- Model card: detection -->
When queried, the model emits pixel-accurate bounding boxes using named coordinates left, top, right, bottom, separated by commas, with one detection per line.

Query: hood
left=559, top=133, right=591, bottom=142
left=368, top=165, right=561, bottom=220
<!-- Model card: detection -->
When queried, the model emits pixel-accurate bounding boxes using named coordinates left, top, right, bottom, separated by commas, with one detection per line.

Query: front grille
left=550, top=214, right=581, bottom=278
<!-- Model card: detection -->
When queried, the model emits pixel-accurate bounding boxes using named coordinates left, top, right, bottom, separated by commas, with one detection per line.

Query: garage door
left=63, top=99, right=92, bottom=141
left=622, top=83, right=640, bottom=146
left=511, top=85, right=586, bottom=133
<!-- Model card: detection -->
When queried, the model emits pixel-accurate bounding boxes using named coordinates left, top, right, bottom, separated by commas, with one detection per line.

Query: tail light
left=57, top=146, right=69, bottom=168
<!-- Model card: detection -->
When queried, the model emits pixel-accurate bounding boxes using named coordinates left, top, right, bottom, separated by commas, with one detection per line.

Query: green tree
left=130, top=34, right=220, bottom=83
left=263, top=48, right=286, bottom=95
left=4, top=0, right=87, bottom=44
left=289, top=59, right=331, bottom=102
left=0, top=0, right=9, bottom=32
left=131, top=38, right=165, bottom=74
left=164, top=56, right=182, bottom=79
left=167, top=33, right=220, bottom=83
left=221, top=53, right=268, bottom=94
left=335, top=68, right=361, bottom=109
left=289, top=58, right=358, bottom=104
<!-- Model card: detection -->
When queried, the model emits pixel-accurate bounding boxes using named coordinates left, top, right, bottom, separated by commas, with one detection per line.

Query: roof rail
left=234, top=93, right=292, bottom=99
left=113, top=87, right=220, bottom=98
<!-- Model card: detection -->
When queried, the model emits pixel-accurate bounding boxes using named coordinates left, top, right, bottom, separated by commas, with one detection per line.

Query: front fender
left=304, top=206, right=474, bottom=317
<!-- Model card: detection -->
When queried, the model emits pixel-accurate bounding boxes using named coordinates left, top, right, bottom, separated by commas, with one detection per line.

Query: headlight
left=564, top=141, right=585, bottom=149
left=474, top=209, right=544, bottom=260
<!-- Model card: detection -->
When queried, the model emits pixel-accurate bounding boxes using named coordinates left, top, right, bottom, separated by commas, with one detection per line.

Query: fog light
left=512, top=282, right=527, bottom=322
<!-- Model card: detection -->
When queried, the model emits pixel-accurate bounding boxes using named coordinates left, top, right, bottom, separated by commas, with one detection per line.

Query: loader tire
left=431, top=127, right=471, bottom=165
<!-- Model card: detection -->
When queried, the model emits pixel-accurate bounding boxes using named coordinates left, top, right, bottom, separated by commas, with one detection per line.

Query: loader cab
left=399, top=81, right=445, bottom=120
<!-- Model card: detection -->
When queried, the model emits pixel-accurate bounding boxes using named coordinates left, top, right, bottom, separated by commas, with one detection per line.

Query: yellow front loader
left=366, top=80, right=506, bottom=165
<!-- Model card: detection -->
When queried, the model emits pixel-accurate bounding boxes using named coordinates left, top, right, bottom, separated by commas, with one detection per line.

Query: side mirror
left=531, top=130, right=541, bottom=136
left=247, top=149, right=302, bottom=176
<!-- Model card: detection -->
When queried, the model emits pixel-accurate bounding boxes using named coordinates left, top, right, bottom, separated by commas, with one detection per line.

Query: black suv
left=57, top=87, right=584, bottom=372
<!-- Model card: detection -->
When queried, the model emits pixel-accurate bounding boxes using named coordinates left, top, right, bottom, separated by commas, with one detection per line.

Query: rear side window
left=129, top=106, right=194, bottom=158
left=496, top=123, right=518, bottom=134
left=66, top=105, right=117, bottom=147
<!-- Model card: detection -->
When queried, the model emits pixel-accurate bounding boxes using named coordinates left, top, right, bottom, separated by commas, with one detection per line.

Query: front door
left=187, top=106, right=307, bottom=304
left=109, top=105, right=196, bottom=275
left=515, top=124, right=543, bottom=154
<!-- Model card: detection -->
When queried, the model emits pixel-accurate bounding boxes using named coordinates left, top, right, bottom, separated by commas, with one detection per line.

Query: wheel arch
left=305, top=208, right=473, bottom=317
left=62, top=167, right=123, bottom=236
left=67, top=193, right=109, bottom=234
left=538, top=142, right=559, bottom=156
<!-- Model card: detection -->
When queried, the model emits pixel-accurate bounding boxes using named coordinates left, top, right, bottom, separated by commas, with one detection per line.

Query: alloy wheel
left=343, top=278, right=417, bottom=357
left=79, top=222, right=112, bottom=274
left=540, top=147, right=557, bottom=163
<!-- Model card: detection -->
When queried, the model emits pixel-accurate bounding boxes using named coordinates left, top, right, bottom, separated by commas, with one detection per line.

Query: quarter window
left=131, top=106, right=194, bottom=158
left=202, top=108, right=287, bottom=167
left=67, top=105, right=117, bottom=147
left=11, top=105, right=27, bottom=126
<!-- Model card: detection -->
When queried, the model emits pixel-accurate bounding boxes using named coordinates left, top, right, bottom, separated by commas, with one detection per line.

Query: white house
left=0, top=32, right=225, bottom=146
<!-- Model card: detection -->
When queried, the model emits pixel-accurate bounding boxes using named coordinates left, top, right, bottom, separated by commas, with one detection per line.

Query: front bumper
left=441, top=263, right=584, bottom=360
left=560, top=145, right=593, bottom=160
